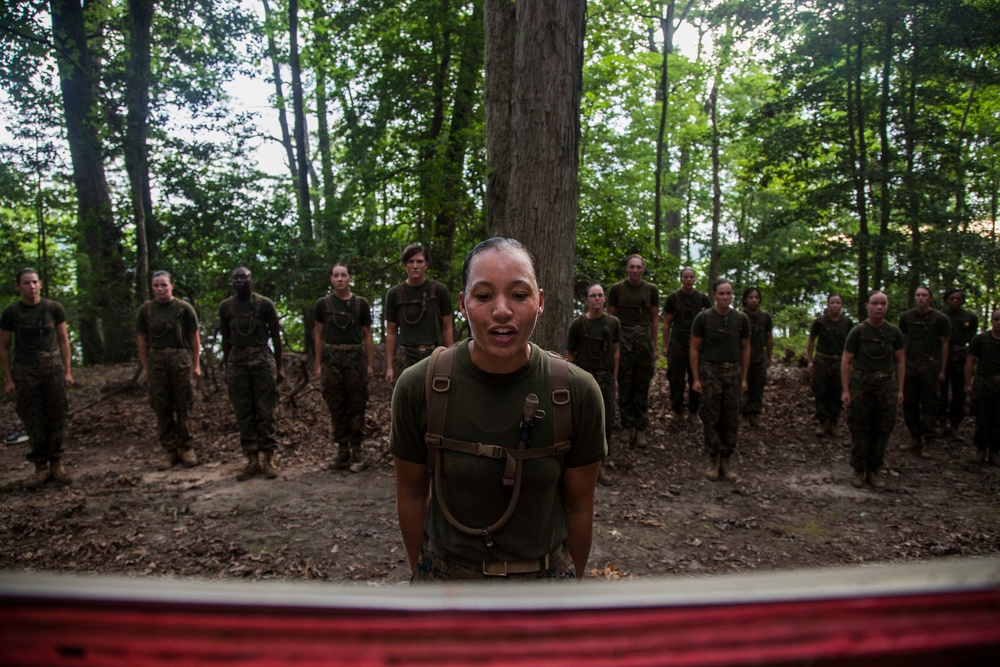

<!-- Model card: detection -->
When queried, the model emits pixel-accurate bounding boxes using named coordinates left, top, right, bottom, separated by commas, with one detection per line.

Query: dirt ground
left=2, top=349, right=998, bottom=585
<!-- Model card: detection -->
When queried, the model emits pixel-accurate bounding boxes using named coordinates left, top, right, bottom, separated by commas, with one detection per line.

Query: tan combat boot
left=867, top=469, right=885, bottom=489
left=705, top=455, right=720, bottom=482
left=632, top=428, right=648, bottom=449
left=719, top=455, right=738, bottom=482
left=236, top=453, right=260, bottom=481
left=178, top=448, right=198, bottom=468
left=329, top=444, right=350, bottom=471
left=900, top=436, right=921, bottom=453
left=49, top=459, right=72, bottom=486
left=814, top=420, right=828, bottom=437
left=919, top=437, right=933, bottom=459
left=850, top=469, right=866, bottom=488
left=349, top=444, right=368, bottom=472
left=826, top=420, right=838, bottom=437
left=260, top=451, right=278, bottom=479
left=25, top=461, right=49, bottom=489
left=158, top=450, right=180, bottom=471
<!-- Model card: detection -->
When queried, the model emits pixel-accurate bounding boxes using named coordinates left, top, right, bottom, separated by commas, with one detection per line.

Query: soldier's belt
left=853, top=369, right=894, bottom=380
left=814, top=352, right=841, bottom=360
left=622, top=324, right=649, bottom=330
left=324, top=343, right=363, bottom=350
left=427, top=539, right=563, bottom=577
left=401, top=344, right=436, bottom=352
left=149, top=347, right=189, bottom=354
left=12, top=351, right=60, bottom=364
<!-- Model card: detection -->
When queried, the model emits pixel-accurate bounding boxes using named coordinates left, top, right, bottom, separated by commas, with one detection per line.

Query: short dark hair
left=401, top=244, right=428, bottom=265
left=15, top=268, right=38, bottom=284
left=462, top=237, right=538, bottom=290
left=943, top=288, right=964, bottom=303
left=711, top=278, right=732, bottom=293
left=741, top=286, right=761, bottom=307
left=152, top=270, right=172, bottom=282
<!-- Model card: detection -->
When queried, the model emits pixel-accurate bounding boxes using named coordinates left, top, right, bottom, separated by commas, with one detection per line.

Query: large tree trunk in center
left=51, top=0, right=133, bottom=364
left=485, top=0, right=585, bottom=352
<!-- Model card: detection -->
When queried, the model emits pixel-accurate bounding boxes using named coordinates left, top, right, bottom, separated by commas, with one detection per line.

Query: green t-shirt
left=384, top=280, right=452, bottom=346
left=845, top=321, right=904, bottom=374
left=945, top=309, right=978, bottom=360
left=691, top=308, right=750, bottom=364
left=0, top=299, right=66, bottom=357
left=566, top=313, right=620, bottom=373
left=969, top=333, right=1000, bottom=376
left=899, top=308, right=949, bottom=359
left=389, top=341, right=606, bottom=562
left=809, top=313, right=854, bottom=356
left=608, top=280, right=659, bottom=327
left=664, top=289, right=711, bottom=341
left=135, top=299, right=199, bottom=349
left=313, top=294, right=372, bottom=346
left=745, top=309, right=773, bottom=361
left=218, top=294, right=278, bottom=349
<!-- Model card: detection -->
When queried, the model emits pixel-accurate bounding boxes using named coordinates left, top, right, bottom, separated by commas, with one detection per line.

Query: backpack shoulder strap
left=424, top=345, right=454, bottom=466
left=644, top=282, right=651, bottom=309
left=546, top=351, right=572, bottom=451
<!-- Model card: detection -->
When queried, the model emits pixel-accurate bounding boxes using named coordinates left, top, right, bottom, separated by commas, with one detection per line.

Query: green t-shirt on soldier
left=313, top=295, right=372, bottom=346
left=384, top=281, right=452, bottom=347
left=0, top=299, right=66, bottom=358
left=218, top=294, right=279, bottom=349
left=389, top=341, right=606, bottom=563
left=898, top=308, right=949, bottom=359
left=745, top=310, right=773, bottom=362
left=135, top=299, right=198, bottom=349
left=691, top=308, right=751, bottom=364
left=969, top=333, right=1000, bottom=376
left=810, top=313, right=854, bottom=356
left=608, top=280, right=659, bottom=328
left=663, top=289, right=711, bottom=341
left=844, top=322, right=905, bottom=374
left=566, top=313, right=620, bottom=374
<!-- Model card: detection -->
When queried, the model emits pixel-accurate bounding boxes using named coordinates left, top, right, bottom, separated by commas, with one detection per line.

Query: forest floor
left=1, top=348, right=998, bottom=586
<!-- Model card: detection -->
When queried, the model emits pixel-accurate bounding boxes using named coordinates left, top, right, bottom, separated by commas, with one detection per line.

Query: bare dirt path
left=2, top=356, right=998, bottom=584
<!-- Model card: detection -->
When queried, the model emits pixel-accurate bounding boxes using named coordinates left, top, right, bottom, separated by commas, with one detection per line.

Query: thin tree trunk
left=289, top=0, right=312, bottom=240
left=707, top=84, right=721, bottom=284
left=125, top=0, right=154, bottom=302
left=51, top=0, right=133, bottom=363
left=262, top=0, right=298, bottom=184
left=845, top=35, right=869, bottom=319
left=484, top=0, right=516, bottom=235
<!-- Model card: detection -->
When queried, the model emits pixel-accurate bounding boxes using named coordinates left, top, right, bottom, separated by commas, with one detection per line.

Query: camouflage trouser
left=320, top=345, right=368, bottom=445
left=742, top=358, right=768, bottom=416
left=938, top=357, right=967, bottom=426
left=903, top=357, right=940, bottom=439
left=698, top=361, right=741, bottom=456
left=13, top=352, right=68, bottom=464
left=226, top=346, right=278, bottom=454
left=393, top=344, right=436, bottom=382
left=147, top=348, right=194, bottom=452
left=587, top=368, right=616, bottom=448
left=970, top=375, right=1000, bottom=452
left=811, top=353, right=843, bottom=424
left=667, top=337, right=699, bottom=415
left=848, top=370, right=898, bottom=472
left=618, top=326, right=654, bottom=430
left=412, top=540, right=575, bottom=583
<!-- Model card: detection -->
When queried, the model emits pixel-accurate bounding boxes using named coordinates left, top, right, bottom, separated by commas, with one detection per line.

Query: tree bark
left=289, top=0, right=312, bottom=240
left=51, top=0, right=133, bottom=364
left=487, top=0, right=585, bottom=352
left=125, top=0, right=154, bottom=302
left=484, top=0, right=516, bottom=235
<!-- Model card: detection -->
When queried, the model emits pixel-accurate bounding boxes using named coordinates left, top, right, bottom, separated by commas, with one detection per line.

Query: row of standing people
left=565, top=258, right=773, bottom=485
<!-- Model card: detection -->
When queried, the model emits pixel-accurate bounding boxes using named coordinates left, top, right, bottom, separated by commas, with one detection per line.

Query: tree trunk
left=487, top=0, right=585, bottom=352
left=845, top=32, right=870, bottom=318
left=484, top=0, right=516, bottom=235
left=51, top=0, right=133, bottom=364
left=125, top=0, right=154, bottom=303
left=707, top=84, right=721, bottom=284
left=262, top=0, right=299, bottom=185
left=313, top=3, right=337, bottom=242
left=289, top=0, right=312, bottom=241
left=655, top=2, right=675, bottom=258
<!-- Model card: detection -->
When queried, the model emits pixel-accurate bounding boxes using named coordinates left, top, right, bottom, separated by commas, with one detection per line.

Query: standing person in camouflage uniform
left=136, top=271, right=202, bottom=471
left=384, top=244, right=453, bottom=385
left=739, top=287, right=773, bottom=428
left=662, top=267, right=712, bottom=423
left=607, top=255, right=659, bottom=448
left=313, top=263, right=374, bottom=472
left=0, top=268, right=74, bottom=488
left=940, top=288, right=978, bottom=439
left=841, top=291, right=905, bottom=490
left=964, top=308, right=1000, bottom=465
left=898, top=286, right=949, bottom=457
left=566, top=283, right=620, bottom=485
left=218, top=267, right=284, bottom=481
left=690, top=279, right=750, bottom=482
left=807, top=294, right=854, bottom=437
